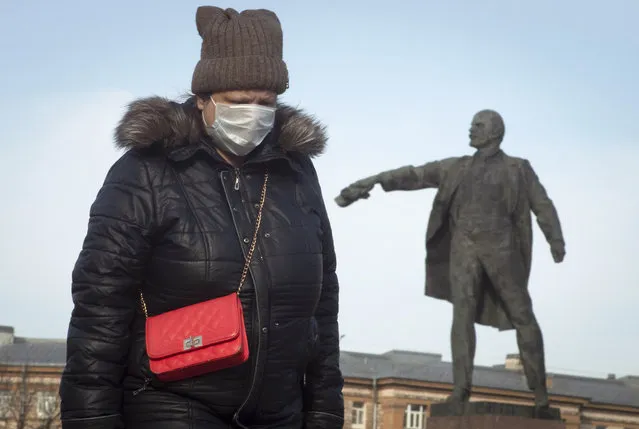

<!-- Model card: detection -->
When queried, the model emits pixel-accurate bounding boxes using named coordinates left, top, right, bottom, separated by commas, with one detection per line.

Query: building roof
left=341, top=350, right=639, bottom=409
left=0, top=336, right=66, bottom=367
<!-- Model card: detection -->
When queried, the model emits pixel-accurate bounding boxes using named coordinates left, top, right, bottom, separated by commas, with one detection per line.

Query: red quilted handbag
left=138, top=173, right=269, bottom=382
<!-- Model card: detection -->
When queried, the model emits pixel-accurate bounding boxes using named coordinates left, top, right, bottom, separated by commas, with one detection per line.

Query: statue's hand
left=334, top=175, right=379, bottom=207
left=551, top=242, right=565, bottom=263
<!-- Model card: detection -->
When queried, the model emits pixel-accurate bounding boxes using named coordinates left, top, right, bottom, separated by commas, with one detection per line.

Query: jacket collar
left=113, top=96, right=328, bottom=168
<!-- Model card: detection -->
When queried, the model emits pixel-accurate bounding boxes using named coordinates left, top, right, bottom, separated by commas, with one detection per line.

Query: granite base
left=427, top=401, right=565, bottom=429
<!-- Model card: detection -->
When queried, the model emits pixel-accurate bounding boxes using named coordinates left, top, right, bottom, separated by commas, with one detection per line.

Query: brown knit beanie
left=191, top=6, right=289, bottom=95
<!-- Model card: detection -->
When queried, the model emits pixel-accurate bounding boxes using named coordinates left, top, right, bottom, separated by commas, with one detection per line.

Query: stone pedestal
left=427, top=401, right=565, bottom=429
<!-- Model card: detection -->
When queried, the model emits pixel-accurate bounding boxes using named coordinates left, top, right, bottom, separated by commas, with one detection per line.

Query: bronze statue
left=336, top=110, right=565, bottom=412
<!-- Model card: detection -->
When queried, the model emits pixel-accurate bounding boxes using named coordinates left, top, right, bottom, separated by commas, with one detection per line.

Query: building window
left=351, top=401, right=365, bottom=428
left=0, top=390, right=10, bottom=418
left=36, top=392, right=58, bottom=419
left=404, top=404, right=425, bottom=429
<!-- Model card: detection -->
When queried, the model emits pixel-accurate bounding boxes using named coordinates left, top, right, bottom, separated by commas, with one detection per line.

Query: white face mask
left=202, top=97, right=276, bottom=156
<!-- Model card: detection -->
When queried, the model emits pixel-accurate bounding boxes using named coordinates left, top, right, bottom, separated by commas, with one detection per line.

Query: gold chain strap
left=139, top=172, right=269, bottom=318
left=237, top=172, right=269, bottom=294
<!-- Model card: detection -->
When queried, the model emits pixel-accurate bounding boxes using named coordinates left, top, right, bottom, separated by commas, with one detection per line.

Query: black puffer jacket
left=59, top=97, right=344, bottom=429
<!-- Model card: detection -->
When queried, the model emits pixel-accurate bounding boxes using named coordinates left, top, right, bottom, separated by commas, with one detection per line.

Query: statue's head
left=469, top=109, right=505, bottom=149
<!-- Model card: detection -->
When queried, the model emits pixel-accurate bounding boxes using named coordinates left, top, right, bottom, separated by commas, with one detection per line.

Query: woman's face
left=198, top=89, right=277, bottom=126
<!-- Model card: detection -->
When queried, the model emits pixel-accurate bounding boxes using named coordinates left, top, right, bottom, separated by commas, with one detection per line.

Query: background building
left=1, top=326, right=638, bottom=429
left=341, top=350, right=639, bottom=429
left=0, top=326, right=64, bottom=429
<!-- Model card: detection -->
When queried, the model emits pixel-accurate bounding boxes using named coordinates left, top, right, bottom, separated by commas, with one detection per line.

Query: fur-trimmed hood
left=114, top=96, right=327, bottom=158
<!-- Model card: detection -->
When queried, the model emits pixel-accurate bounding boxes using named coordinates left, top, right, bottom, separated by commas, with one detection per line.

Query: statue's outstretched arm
left=335, top=158, right=454, bottom=207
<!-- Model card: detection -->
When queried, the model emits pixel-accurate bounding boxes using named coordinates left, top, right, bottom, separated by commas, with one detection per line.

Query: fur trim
left=114, top=96, right=327, bottom=158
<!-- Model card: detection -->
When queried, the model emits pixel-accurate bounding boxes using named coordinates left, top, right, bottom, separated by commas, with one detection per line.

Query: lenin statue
left=335, top=110, right=565, bottom=412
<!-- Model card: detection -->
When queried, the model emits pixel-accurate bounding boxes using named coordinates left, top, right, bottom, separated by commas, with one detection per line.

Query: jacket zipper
left=222, top=169, right=262, bottom=427
left=132, top=377, right=151, bottom=396
left=234, top=168, right=240, bottom=191
left=234, top=305, right=262, bottom=428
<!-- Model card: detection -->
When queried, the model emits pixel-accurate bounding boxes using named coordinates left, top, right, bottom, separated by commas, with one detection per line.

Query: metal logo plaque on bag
left=183, top=335, right=203, bottom=350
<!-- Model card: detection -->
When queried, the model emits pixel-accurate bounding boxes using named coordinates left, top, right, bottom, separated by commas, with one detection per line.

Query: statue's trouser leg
left=449, top=235, right=483, bottom=398
left=479, top=243, right=548, bottom=404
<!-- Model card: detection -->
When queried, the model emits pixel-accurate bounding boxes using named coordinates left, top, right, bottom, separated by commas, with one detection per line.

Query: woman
left=59, top=6, right=344, bottom=429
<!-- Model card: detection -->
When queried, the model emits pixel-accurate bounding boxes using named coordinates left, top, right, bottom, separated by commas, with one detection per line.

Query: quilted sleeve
left=59, top=151, right=156, bottom=429
left=301, top=158, right=345, bottom=429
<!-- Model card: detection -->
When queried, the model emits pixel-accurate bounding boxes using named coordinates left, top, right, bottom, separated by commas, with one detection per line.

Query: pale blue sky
left=1, top=1, right=638, bottom=378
